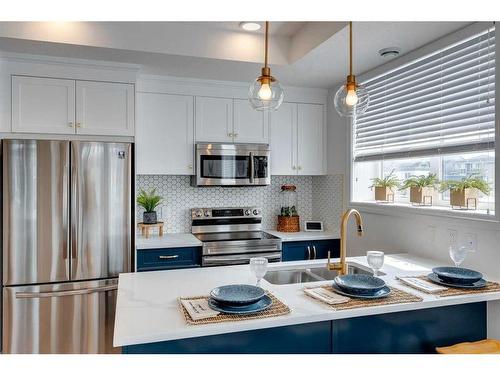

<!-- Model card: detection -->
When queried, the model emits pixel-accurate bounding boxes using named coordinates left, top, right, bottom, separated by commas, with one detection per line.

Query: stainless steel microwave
left=192, top=143, right=271, bottom=186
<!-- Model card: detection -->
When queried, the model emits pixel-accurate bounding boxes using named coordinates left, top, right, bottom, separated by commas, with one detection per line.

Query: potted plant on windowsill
left=440, top=175, right=490, bottom=210
left=370, top=170, right=399, bottom=202
left=400, top=173, right=439, bottom=206
left=137, top=188, right=163, bottom=224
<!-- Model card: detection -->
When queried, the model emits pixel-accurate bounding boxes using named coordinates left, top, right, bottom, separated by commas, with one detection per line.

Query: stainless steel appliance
left=192, top=143, right=270, bottom=186
left=1, top=140, right=132, bottom=354
left=191, top=207, right=281, bottom=266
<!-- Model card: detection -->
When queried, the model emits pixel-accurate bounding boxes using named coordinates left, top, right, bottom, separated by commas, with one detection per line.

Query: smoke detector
left=379, top=47, right=401, bottom=58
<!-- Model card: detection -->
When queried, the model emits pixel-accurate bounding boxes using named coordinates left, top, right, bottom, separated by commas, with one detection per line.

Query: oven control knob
left=204, top=210, right=211, bottom=217
left=253, top=209, right=260, bottom=216
left=195, top=210, right=203, bottom=218
left=244, top=209, right=251, bottom=216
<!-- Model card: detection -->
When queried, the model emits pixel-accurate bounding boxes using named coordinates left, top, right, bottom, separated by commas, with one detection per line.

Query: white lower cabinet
left=136, top=93, right=194, bottom=175
left=269, top=102, right=325, bottom=175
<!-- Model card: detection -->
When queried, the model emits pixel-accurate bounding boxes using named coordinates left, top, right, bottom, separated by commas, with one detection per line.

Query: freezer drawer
left=71, top=141, right=132, bottom=280
left=2, top=140, right=70, bottom=285
left=2, top=279, right=119, bottom=354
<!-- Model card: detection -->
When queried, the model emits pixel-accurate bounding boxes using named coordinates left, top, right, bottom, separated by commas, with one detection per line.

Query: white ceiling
left=0, top=21, right=472, bottom=88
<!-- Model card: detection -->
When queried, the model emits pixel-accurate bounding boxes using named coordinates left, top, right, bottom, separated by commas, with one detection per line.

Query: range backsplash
left=136, top=175, right=343, bottom=233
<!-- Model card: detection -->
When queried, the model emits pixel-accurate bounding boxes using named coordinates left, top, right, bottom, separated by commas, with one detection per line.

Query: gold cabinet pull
left=159, top=255, right=179, bottom=260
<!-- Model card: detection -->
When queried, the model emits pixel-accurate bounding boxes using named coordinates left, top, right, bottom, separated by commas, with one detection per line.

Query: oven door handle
left=203, top=252, right=281, bottom=266
left=249, top=151, right=255, bottom=184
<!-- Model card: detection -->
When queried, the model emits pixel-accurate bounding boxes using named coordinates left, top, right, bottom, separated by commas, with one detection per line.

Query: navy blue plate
left=331, top=282, right=391, bottom=299
left=208, top=295, right=273, bottom=314
left=334, top=274, right=386, bottom=295
left=427, top=273, right=487, bottom=289
left=210, top=284, right=265, bottom=306
left=432, top=267, right=483, bottom=285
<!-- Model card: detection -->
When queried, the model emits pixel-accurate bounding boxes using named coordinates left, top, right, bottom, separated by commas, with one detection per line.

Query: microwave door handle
left=249, top=152, right=255, bottom=183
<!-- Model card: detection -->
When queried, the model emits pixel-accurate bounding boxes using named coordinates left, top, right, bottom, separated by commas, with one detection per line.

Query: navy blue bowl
left=210, top=284, right=265, bottom=306
left=334, top=274, right=386, bottom=295
left=432, top=267, right=483, bottom=285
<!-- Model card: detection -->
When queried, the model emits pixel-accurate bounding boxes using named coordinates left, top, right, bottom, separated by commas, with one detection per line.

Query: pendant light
left=334, top=21, right=369, bottom=117
left=248, top=21, right=284, bottom=111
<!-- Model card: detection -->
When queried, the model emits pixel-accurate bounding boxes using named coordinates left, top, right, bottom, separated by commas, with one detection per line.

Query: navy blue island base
left=122, top=302, right=486, bottom=354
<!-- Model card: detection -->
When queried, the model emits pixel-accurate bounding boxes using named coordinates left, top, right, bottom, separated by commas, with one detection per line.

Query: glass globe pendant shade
left=248, top=68, right=284, bottom=111
left=334, top=75, right=369, bottom=117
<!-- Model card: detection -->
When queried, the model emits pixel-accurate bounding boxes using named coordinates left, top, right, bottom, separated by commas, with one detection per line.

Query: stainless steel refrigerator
left=1, top=140, right=132, bottom=354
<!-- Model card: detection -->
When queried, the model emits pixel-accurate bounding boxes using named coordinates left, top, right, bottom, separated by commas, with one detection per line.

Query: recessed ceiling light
left=239, top=22, right=261, bottom=31
left=379, top=47, right=401, bottom=58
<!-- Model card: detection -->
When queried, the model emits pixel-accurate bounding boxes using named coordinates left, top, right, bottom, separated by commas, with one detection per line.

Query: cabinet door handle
left=233, top=133, right=238, bottom=137
left=228, top=132, right=233, bottom=137
left=307, top=246, right=311, bottom=260
left=159, top=255, right=179, bottom=260
left=312, top=246, right=317, bottom=260
left=298, top=166, right=302, bottom=170
left=292, top=166, right=296, bottom=170
left=188, top=164, right=193, bottom=169
left=68, top=122, right=74, bottom=127
left=76, top=122, right=83, bottom=128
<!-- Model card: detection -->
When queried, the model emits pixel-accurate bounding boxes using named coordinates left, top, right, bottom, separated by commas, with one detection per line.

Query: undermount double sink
left=264, top=262, right=385, bottom=285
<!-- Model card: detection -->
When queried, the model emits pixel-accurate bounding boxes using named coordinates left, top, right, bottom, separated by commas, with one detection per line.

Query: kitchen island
left=114, top=254, right=499, bottom=354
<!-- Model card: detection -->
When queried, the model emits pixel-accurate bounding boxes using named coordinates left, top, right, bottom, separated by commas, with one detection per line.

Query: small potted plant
left=137, top=188, right=163, bottom=224
left=370, top=170, right=399, bottom=202
left=400, top=173, right=439, bottom=206
left=440, top=175, right=490, bottom=210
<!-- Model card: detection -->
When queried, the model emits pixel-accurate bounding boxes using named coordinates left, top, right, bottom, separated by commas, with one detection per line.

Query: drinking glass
left=250, top=257, right=268, bottom=286
left=367, top=251, right=384, bottom=277
left=449, top=245, right=469, bottom=267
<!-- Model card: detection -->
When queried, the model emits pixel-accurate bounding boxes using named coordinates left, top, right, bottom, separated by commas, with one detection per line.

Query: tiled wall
left=136, top=175, right=343, bottom=233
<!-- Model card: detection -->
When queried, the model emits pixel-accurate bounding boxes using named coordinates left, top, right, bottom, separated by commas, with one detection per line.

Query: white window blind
left=354, top=26, right=496, bottom=162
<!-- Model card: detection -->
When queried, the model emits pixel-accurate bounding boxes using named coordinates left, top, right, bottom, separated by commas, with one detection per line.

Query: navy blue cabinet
left=136, top=247, right=201, bottom=272
left=282, top=239, right=339, bottom=262
left=122, top=302, right=486, bottom=354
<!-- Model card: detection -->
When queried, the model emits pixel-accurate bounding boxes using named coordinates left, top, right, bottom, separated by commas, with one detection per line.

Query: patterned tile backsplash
left=136, top=175, right=343, bottom=233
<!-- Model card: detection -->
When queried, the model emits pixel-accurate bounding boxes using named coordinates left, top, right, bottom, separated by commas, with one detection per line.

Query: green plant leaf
left=137, top=188, right=164, bottom=212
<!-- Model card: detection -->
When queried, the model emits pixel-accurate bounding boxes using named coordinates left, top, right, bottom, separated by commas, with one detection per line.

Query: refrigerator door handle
left=15, top=284, right=118, bottom=299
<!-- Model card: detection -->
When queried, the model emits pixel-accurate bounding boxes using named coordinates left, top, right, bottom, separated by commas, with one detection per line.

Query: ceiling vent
left=379, top=47, right=401, bottom=58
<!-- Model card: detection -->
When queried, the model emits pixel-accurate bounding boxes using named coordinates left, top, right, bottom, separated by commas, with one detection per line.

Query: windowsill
left=350, top=200, right=499, bottom=225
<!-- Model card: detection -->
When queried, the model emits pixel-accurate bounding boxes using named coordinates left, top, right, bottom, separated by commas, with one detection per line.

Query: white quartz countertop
left=136, top=233, right=202, bottom=250
left=114, top=253, right=500, bottom=347
left=264, top=230, right=339, bottom=241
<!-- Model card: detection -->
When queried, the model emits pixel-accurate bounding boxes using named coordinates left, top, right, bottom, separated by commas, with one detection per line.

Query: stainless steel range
left=191, top=207, right=282, bottom=267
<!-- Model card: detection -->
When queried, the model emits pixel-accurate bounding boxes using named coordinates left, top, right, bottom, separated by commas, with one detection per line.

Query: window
left=351, top=25, right=496, bottom=214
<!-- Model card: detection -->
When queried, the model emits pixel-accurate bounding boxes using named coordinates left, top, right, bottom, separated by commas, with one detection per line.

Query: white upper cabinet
left=195, top=96, right=233, bottom=143
left=269, top=102, right=297, bottom=175
left=136, top=93, right=194, bottom=175
left=11, top=76, right=134, bottom=136
left=297, top=103, right=325, bottom=175
left=12, top=76, right=76, bottom=134
left=269, top=102, right=325, bottom=175
left=233, top=99, right=268, bottom=144
left=76, top=81, right=135, bottom=136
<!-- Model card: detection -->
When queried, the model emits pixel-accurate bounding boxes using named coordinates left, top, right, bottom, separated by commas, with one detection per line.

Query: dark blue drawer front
left=137, top=247, right=201, bottom=271
left=282, top=239, right=339, bottom=261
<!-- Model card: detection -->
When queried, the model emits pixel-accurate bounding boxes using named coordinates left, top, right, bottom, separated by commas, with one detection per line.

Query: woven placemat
left=304, top=285, right=422, bottom=310
left=415, top=275, right=500, bottom=297
left=178, top=291, right=291, bottom=325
